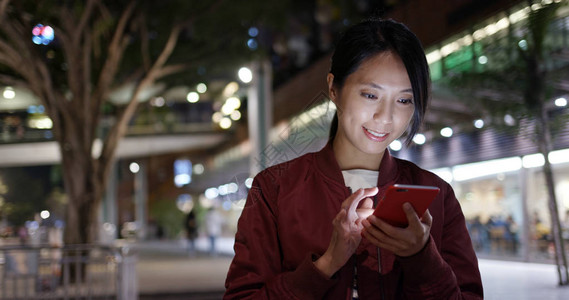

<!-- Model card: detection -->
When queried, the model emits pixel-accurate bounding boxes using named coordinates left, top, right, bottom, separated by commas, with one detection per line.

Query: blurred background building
left=0, top=0, right=568, bottom=267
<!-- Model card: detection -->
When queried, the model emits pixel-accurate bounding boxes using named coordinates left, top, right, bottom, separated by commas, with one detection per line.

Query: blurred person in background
left=205, top=207, right=224, bottom=257
left=184, top=210, right=198, bottom=257
left=224, top=18, right=482, bottom=299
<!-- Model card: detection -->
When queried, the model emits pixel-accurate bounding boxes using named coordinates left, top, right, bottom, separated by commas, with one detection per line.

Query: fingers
left=344, top=187, right=378, bottom=216
left=360, top=198, right=374, bottom=209
left=421, top=209, right=433, bottom=226
left=403, top=203, right=432, bottom=228
left=403, top=203, right=421, bottom=227
left=363, top=207, right=433, bottom=256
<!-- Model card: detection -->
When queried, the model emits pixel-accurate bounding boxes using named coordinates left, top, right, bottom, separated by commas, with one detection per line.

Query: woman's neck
left=332, top=138, right=383, bottom=171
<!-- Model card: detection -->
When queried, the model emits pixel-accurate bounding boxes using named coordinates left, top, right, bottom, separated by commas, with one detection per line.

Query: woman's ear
left=327, top=73, right=337, bottom=103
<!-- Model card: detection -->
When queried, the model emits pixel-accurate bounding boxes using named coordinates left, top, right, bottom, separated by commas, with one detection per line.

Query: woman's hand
left=315, top=187, right=377, bottom=278
left=362, top=203, right=432, bottom=257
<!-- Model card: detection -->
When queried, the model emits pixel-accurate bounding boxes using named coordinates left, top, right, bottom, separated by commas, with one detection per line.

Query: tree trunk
left=537, top=108, right=569, bottom=285
left=60, top=144, right=104, bottom=245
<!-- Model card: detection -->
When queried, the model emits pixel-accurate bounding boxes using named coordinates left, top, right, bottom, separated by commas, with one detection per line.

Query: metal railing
left=0, top=244, right=137, bottom=300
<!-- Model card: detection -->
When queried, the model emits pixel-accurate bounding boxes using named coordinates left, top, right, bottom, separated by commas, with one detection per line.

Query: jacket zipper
left=344, top=187, right=386, bottom=300
left=374, top=193, right=385, bottom=300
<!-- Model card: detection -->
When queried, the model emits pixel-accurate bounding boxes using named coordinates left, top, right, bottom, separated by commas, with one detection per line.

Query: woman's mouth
left=363, top=126, right=389, bottom=142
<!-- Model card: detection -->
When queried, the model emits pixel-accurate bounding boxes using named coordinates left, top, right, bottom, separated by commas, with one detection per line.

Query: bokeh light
left=238, top=67, right=253, bottom=83
left=32, top=24, right=54, bottom=45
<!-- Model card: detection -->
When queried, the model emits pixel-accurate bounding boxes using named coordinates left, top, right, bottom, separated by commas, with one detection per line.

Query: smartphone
left=372, top=184, right=440, bottom=227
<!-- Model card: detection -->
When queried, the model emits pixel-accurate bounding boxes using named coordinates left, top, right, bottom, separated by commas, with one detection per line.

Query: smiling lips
left=363, top=126, right=389, bottom=142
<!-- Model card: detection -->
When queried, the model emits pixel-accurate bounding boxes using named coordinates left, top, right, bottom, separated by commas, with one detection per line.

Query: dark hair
left=328, top=18, right=430, bottom=146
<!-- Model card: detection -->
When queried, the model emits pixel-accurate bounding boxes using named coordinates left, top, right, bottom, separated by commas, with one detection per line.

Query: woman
left=224, top=18, right=483, bottom=299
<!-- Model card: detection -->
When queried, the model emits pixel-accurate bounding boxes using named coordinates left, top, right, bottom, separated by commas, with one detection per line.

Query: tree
left=441, top=2, right=569, bottom=285
left=0, top=0, right=288, bottom=245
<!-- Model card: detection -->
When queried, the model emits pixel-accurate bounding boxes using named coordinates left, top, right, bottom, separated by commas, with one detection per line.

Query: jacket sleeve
left=223, top=174, right=337, bottom=299
left=396, top=182, right=484, bottom=299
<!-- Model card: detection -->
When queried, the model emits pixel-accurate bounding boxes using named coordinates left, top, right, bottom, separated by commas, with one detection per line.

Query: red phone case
left=373, top=184, right=440, bottom=227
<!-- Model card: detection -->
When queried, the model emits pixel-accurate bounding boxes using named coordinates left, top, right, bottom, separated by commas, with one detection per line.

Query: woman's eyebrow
left=362, top=82, right=412, bottom=93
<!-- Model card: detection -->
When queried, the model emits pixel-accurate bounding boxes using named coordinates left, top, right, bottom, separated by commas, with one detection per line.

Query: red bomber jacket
left=224, top=143, right=483, bottom=299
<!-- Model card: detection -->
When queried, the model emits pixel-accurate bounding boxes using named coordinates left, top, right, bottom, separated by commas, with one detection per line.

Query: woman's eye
left=399, top=98, right=413, bottom=104
left=361, top=93, right=377, bottom=100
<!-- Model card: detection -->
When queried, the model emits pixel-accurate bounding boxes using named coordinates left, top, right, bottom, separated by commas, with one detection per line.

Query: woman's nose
left=373, top=101, right=393, bottom=125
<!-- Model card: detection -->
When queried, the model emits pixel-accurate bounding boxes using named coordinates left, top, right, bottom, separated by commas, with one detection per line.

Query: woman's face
left=328, top=51, right=415, bottom=167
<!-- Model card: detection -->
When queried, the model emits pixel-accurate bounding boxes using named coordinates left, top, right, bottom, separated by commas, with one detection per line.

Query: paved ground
left=135, top=237, right=569, bottom=299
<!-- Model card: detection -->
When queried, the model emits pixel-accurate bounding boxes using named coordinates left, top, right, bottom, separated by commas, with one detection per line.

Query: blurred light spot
left=228, top=182, right=239, bottom=194
left=413, top=133, right=426, bottom=145
left=478, top=55, right=488, bottom=64
left=3, top=87, right=15, bottom=99
left=218, top=184, right=229, bottom=196
left=196, top=83, right=207, bottom=93
left=248, top=27, right=259, bottom=37
left=32, top=24, right=54, bottom=45
left=222, top=97, right=241, bottom=115
left=151, top=97, right=165, bottom=107
left=205, top=187, right=219, bottom=199
left=518, top=39, right=528, bottom=50
left=522, top=153, right=545, bottom=168
left=222, top=81, right=239, bottom=97
left=247, top=38, right=258, bottom=50
left=129, top=162, right=140, bottom=174
left=40, top=210, right=50, bottom=219
left=389, top=139, right=402, bottom=151
left=174, top=174, right=191, bottom=187
left=186, top=92, right=199, bottom=103
left=176, top=194, right=194, bottom=213
left=245, top=178, right=253, bottom=188
left=28, top=116, right=53, bottom=129
left=212, top=112, right=223, bottom=123
left=219, top=117, right=232, bottom=129
left=193, top=163, right=204, bottom=175
left=440, top=127, right=453, bottom=137
left=555, top=97, right=567, bottom=107
left=230, top=110, right=242, bottom=121
left=474, top=119, right=484, bottom=129
left=238, top=67, right=253, bottom=83
left=504, top=114, right=516, bottom=126
left=174, top=159, right=192, bottom=187
left=28, top=105, right=38, bottom=114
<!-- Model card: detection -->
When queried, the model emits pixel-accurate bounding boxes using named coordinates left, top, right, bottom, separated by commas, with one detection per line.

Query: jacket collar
left=314, top=141, right=399, bottom=188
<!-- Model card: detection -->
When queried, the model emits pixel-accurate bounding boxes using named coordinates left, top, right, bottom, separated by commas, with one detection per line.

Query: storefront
left=426, top=150, right=569, bottom=262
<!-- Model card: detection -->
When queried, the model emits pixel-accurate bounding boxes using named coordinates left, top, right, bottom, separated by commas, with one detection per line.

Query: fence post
left=117, top=246, right=138, bottom=300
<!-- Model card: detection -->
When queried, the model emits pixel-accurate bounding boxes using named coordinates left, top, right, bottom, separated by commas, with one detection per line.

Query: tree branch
left=98, top=21, right=185, bottom=168
left=0, top=74, right=28, bottom=88
left=92, top=0, right=136, bottom=110
left=74, top=0, right=97, bottom=43
left=0, top=0, right=10, bottom=23
left=154, top=63, right=191, bottom=79
left=83, top=29, right=94, bottom=151
left=148, top=25, right=182, bottom=75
